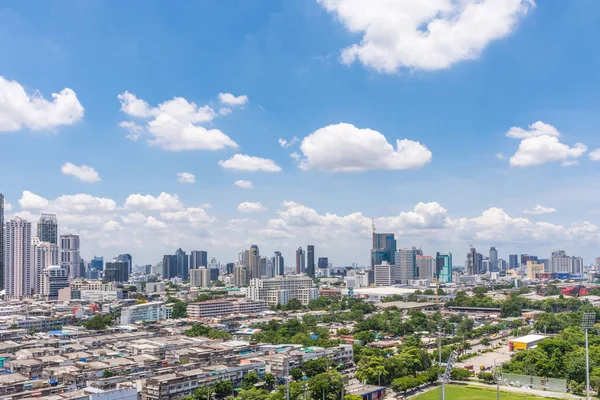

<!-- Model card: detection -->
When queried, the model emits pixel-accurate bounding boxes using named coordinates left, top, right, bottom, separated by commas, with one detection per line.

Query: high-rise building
left=509, top=254, right=519, bottom=271
left=273, top=251, right=284, bottom=276
left=5, top=218, right=33, bottom=298
left=247, top=275, right=318, bottom=305
left=104, top=261, right=129, bottom=283
left=60, top=234, right=81, bottom=280
left=247, top=245, right=259, bottom=278
left=90, top=256, right=104, bottom=271
left=0, top=193, right=4, bottom=290
left=371, top=233, right=396, bottom=269
left=436, top=252, right=452, bottom=283
left=317, top=257, right=328, bottom=270
left=306, top=245, right=315, bottom=277
left=395, top=247, right=417, bottom=284
left=162, top=254, right=177, bottom=279
left=374, top=262, right=394, bottom=286
left=489, top=247, right=498, bottom=272
left=481, top=258, right=491, bottom=273
left=416, top=255, right=435, bottom=279
left=295, top=247, right=305, bottom=274
left=37, top=214, right=58, bottom=245
left=40, top=265, right=69, bottom=300
left=476, top=252, right=483, bottom=274
left=226, top=262, right=235, bottom=275
left=175, top=248, right=189, bottom=279
left=550, top=250, right=583, bottom=274
left=466, top=247, right=478, bottom=275
left=190, top=250, right=208, bottom=269
left=117, top=254, right=133, bottom=274
left=498, top=258, right=508, bottom=271
left=190, top=267, right=212, bottom=288
left=33, top=240, right=59, bottom=294
left=209, top=267, right=220, bottom=281
left=234, top=264, right=250, bottom=287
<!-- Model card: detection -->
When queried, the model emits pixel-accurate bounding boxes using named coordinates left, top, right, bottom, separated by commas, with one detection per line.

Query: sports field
left=413, top=385, right=547, bottom=400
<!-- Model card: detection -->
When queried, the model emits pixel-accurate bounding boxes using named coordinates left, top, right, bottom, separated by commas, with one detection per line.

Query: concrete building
left=295, top=247, right=305, bottom=274
left=60, top=234, right=81, bottom=280
left=234, top=264, right=250, bottom=287
left=273, top=251, right=284, bottom=276
left=162, top=254, right=177, bottom=279
left=436, top=252, right=452, bottom=283
left=190, top=267, right=211, bottom=288
left=550, top=250, right=583, bottom=274
left=116, top=254, right=133, bottom=274
left=374, top=262, right=394, bottom=286
left=5, top=218, right=33, bottom=299
left=190, top=250, right=208, bottom=269
left=40, top=265, right=70, bottom=300
left=37, top=213, right=58, bottom=245
left=175, top=248, right=188, bottom=279
left=417, top=255, right=435, bottom=279
left=526, top=261, right=545, bottom=279
left=395, top=246, right=417, bottom=284
left=306, top=245, right=315, bottom=277
left=187, top=299, right=267, bottom=319
left=104, top=261, right=129, bottom=283
left=489, top=247, right=498, bottom=272
left=33, top=240, right=59, bottom=294
left=509, top=254, right=519, bottom=271
left=249, top=245, right=260, bottom=279
left=120, top=302, right=170, bottom=325
left=0, top=193, right=4, bottom=290
left=247, top=275, right=318, bottom=305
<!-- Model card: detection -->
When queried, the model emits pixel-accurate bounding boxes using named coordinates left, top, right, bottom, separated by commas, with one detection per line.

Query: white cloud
left=509, top=135, right=587, bottom=167
left=506, top=121, right=561, bottom=139
left=119, top=121, right=144, bottom=141
left=219, top=108, right=232, bottom=116
left=299, top=123, right=431, bottom=172
left=317, top=0, right=534, bottom=73
left=589, top=149, right=600, bottom=161
left=103, top=220, right=123, bottom=231
left=0, top=76, right=84, bottom=132
left=523, top=205, right=557, bottom=215
left=177, top=172, right=196, bottom=184
left=218, top=93, right=248, bottom=106
left=145, top=216, right=168, bottom=229
left=4, top=203, right=12, bottom=211
left=161, top=207, right=215, bottom=224
left=118, top=91, right=238, bottom=151
left=219, top=154, right=282, bottom=172
left=235, top=180, right=254, bottom=189
left=238, top=202, right=267, bottom=213
left=279, top=137, right=299, bottom=148
left=124, top=193, right=183, bottom=211
left=19, top=191, right=49, bottom=209
left=61, top=162, right=101, bottom=183
left=495, top=153, right=505, bottom=160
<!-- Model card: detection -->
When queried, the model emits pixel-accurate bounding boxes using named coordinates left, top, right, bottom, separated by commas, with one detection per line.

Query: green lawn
left=412, top=385, right=547, bottom=400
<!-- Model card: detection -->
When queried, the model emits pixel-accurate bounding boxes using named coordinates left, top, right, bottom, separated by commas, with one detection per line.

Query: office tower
left=104, top=261, right=129, bottom=283
left=209, top=267, right=219, bottom=281
left=248, top=245, right=260, bottom=278
left=571, top=256, right=584, bottom=274
left=374, top=262, right=394, bottom=286
left=37, top=213, right=58, bottom=245
left=117, top=254, right=133, bottom=274
left=40, top=265, right=69, bottom=300
left=306, top=245, right=315, bottom=277
left=5, top=218, right=33, bottom=298
left=60, top=234, right=81, bottom=280
left=190, top=250, right=208, bottom=269
left=273, top=251, right=284, bottom=276
left=489, top=247, right=498, bottom=272
left=436, top=252, right=452, bottom=283
left=481, top=258, right=491, bottom=273
left=234, top=264, right=250, bottom=287
left=226, top=263, right=235, bottom=275
left=395, top=247, right=417, bottom=284
left=90, top=256, right=104, bottom=271
left=175, top=248, right=189, bottom=279
left=33, top=240, right=59, bottom=294
left=295, top=247, right=305, bottom=274
left=509, top=254, right=518, bottom=271
left=498, top=259, right=507, bottom=271
left=416, top=255, right=435, bottom=279
left=0, top=193, right=4, bottom=290
left=162, top=254, right=177, bottom=278
left=371, top=233, right=396, bottom=269
left=190, top=267, right=212, bottom=288
left=318, top=257, right=328, bottom=270
left=466, top=247, right=477, bottom=275
left=259, top=256, right=268, bottom=278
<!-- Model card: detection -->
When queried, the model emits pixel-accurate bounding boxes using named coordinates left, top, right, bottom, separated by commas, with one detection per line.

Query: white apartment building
left=416, top=256, right=435, bottom=279
left=40, top=265, right=70, bottom=300
left=5, top=218, right=33, bottom=299
left=247, top=276, right=318, bottom=305
left=79, top=290, right=122, bottom=302
left=71, top=279, right=117, bottom=292
left=60, top=234, right=81, bottom=280
left=33, top=240, right=59, bottom=294
left=190, top=267, right=212, bottom=288
left=187, top=299, right=267, bottom=319
left=551, top=250, right=584, bottom=274
left=120, top=302, right=170, bottom=325
left=374, top=262, right=394, bottom=286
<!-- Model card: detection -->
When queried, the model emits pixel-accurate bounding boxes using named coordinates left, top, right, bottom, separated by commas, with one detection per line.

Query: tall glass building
left=436, top=252, right=453, bottom=283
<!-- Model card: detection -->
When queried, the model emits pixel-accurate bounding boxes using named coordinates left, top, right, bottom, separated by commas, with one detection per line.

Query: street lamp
left=582, top=312, right=596, bottom=400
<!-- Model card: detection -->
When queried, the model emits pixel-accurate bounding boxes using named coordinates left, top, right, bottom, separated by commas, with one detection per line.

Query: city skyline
left=2, top=2, right=600, bottom=266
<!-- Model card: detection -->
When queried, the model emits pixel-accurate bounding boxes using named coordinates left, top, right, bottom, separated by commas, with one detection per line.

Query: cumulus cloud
left=218, top=93, right=248, bottom=106
left=117, top=91, right=238, bottom=151
left=299, top=123, right=431, bottom=172
left=119, top=121, right=144, bottom=141
left=161, top=207, right=215, bottom=224
left=524, top=205, right=557, bottom=215
left=61, top=162, right=101, bottom=183
left=589, top=149, right=600, bottom=161
left=124, top=192, right=183, bottom=211
left=219, top=108, right=232, bottom=116
left=496, top=153, right=505, bottom=160
left=177, top=172, right=196, bottom=184
left=0, top=76, right=84, bottom=132
left=235, top=180, right=254, bottom=189
left=219, top=154, right=282, bottom=172
left=507, top=121, right=587, bottom=167
left=279, top=137, right=299, bottom=148
left=317, top=0, right=534, bottom=73
left=238, top=202, right=267, bottom=213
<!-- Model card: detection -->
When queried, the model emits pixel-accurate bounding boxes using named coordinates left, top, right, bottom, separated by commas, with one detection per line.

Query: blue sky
left=1, top=0, right=600, bottom=267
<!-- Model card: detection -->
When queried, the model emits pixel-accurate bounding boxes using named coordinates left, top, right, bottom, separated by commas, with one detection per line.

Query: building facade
left=374, top=262, right=394, bottom=286
left=247, top=276, right=318, bottom=305
left=436, top=252, right=452, bottom=283
left=306, top=245, right=315, bottom=277
left=5, top=218, right=33, bottom=299
left=60, top=234, right=81, bottom=280
left=395, top=246, right=417, bottom=284
left=104, top=261, right=129, bottom=283
left=37, top=214, right=58, bottom=245
left=190, top=267, right=212, bottom=288
left=295, top=247, right=305, bottom=274
left=34, top=241, right=59, bottom=294
left=273, top=251, right=284, bottom=276
left=416, top=255, right=435, bottom=279
left=120, top=302, right=170, bottom=325
left=190, top=250, right=208, bottom=269
left=0, top=193, right=4, bottom=290
left=40, top=265, right=70, bottom=300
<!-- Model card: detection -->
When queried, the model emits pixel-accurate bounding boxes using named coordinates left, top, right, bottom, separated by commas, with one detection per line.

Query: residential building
left=436, top=252, right=452, bottom=283
left=247, top=275, right=318, bottom=305
left=40, top=265, right=70, bottom=300
left=395, top=246, right=417, bottom=284
left=234, top=264, right=250, bottom=287
left=187, top=299, right=268, bottom=319
left=37, top=213, right=58, bottom=245
left=33, top=240, right=59, bottom=294
left=120, top=302, right=170, bottom=325
left=306, top=245, right=315, bottom=277
left=374, top=262, right=394, bottom=286
left=175, top=248, right=189, bottom=279
left=489, top=247, right=498, bottom=272
left=249, top=245, right=260, bottom=279
left=509, top=254, right=519, bottom=271
left=416, top=255, right=435, bottom=279
left=60, top=234, right=81, bottom=279
left=550, top=250, right=572, bottom=273
left=190, top=267, right=211, bottom=288
left=273, top=251, right=284, bottom=276
left=526, top=261, right=545, bottom=279
left=295, top=247, right=305, bottom=274
left=5, top=218, right=33, bottom=299
left=190, top=250, right=208, bottom=269
left=104, top=261, right=129, bottom=283
left=0, top=193, right=3, bottom=290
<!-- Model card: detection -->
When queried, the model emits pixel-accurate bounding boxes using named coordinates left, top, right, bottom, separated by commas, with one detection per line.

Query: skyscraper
left=416, top=255, right=435, bottom=279
left=226, top=262, right=235, bottom=275
left=34, top=240, right=59, bottom=294
left=60, top=234, right=81, bottom=280
left=395, top=247, right=417, bottom=284
left=306, top=245, right=315, bottom=277
left=37, top=214, right=58, bottom=245
left=0, top=193, right=4, bottom=290
left=509, top=254, right=518, bottom=271
left=371, top=233, right=396, bottom=269
left=190, top=250, right=208, bottom=269
left=317, top=257, right=328, bottom=270
left=175, top=248, right=189, bottom=279
left=295, top=247, right=305, bottom=274
left=90, top=256, right=104, bottom=271
left=162, top=254, right=177, bottom=278
left=273, top=251, right=285, bottom=276
left=489, top=247, right=498, bottom=272
left=436, top=252, right=452, bottom=283
left=249, top=245, right=260, bottom=278
left=104, top=261, right=129, bottom=283
left=5, top=218, right=33, bottom=299
left=466, top=247, right=478, bottom=275
left=117, top=254, right=133, bottom=274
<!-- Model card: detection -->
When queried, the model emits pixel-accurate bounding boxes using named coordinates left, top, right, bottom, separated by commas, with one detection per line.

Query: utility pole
left=583, top=312, right=596, bottom=400
left=494, top=359, right=500, bottom=400
left=286, top=359, right=290, bottom=400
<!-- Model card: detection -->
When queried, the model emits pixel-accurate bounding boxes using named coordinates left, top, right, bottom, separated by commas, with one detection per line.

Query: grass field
left=412, top=385, right=548, bottom=400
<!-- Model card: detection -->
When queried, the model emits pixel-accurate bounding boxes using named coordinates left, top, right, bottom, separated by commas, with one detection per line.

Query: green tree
left=478, top=372, right=495, bottom=383
left=290, top=368, right=304, bottom=381
left=264, top=373, right=276, bottom=390
left=344, top=395, right=362, bottom=400
left=286, top=299, right=304, bottom=311
left=307, top=371, right=344, bottom=400
left=356, top=356, right=387, bottom=385
left=242, top=371, right=260, bottom=390
left=213, top=380, right=233, bottom=398
left=480, top=338, right=491, bottom=347
left=450, top=368, right=471, bottom=381
left=171, top=299, right=188, bottom=319
left=236, top=388, right=270, bottom=400
left=500, top=297, right=523, bottom=318
left=303, top=358, right=332, bottom=378
left=102, top=369, right=115, bottom=378
left=84, top=314, right=112, bottom=330
left=354, top=331, right=376, bottom=344
left=391, top=376, right=419, bottom=394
